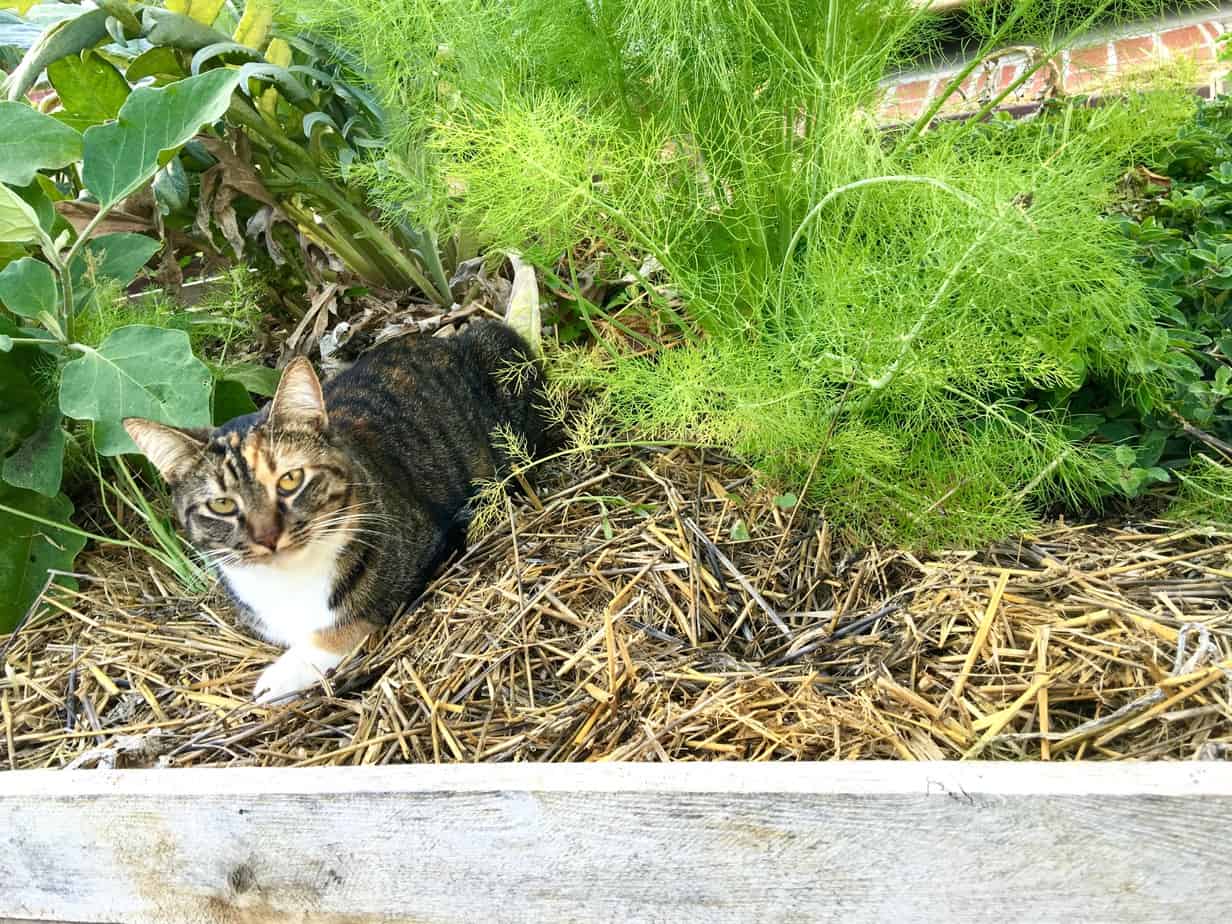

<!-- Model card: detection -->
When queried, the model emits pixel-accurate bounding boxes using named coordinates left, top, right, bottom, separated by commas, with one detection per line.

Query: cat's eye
left=277, top=468, right=305, bottom=496
left=206, top=497, right=238, bottom=515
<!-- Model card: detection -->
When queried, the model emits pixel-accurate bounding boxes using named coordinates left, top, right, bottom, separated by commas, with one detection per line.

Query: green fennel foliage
left=1168, top=456, right=1232, bottom=525
left=281, top=0, right=1195, bottom=546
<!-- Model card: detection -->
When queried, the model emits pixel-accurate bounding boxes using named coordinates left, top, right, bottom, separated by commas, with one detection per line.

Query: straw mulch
left=2, top=447, right=1230, bottom=769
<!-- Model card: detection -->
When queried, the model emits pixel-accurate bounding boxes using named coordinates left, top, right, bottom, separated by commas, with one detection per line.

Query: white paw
left=253, top=646, right=343, bottom=704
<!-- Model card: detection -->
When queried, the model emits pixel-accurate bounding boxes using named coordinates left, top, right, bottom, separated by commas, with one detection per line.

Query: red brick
left=1159, top=25, right=1205, bottom=54
left=958, top=69, right=991, bottom=100
left=1065, top=44, right=1113, bottom=92
left=1021, top=67, right=1055, bottom=98
left=893, top=78, right=933, bottom=101
left=1187, top=41, right=1216, bottom=62
left=882, top=98, right=926, bottom=122
left=1113, top=35, right=1157, bottom=68
left=1070, top=43, right=1111, bottom=71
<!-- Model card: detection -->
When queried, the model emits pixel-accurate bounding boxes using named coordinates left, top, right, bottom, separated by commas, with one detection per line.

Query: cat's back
left=323, top=321, right=546, bottom=494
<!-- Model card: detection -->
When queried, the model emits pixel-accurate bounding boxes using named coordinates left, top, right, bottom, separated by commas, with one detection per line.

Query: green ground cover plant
left=1099, top=95, right=1232, bottom=483
left=282, top=0, right=1205, bottom=546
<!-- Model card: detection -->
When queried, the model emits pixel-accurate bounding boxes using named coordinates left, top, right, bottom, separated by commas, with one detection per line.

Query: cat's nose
left=249, top=517, right=282, bottom=552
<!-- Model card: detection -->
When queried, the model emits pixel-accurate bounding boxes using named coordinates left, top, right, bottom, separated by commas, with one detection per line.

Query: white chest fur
left=219, top=535, right=345, bottom=647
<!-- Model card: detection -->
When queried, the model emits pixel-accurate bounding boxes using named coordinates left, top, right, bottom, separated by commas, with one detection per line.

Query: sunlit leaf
left=59, top=325, right=212, bottom=455
left=82, top=69, right=240, bottom=211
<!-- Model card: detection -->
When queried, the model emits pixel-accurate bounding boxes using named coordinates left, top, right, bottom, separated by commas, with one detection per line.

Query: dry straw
left=2, top=447, right=1230, bottom=769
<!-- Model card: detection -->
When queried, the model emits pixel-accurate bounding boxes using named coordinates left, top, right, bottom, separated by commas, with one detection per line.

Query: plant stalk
left=227, top=96, right=443, bottom=296
left=776, top=175, right=986, bottom=312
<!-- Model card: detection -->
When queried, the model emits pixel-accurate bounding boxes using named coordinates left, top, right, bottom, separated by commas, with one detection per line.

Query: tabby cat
left=124, top=320, right=551, bottom=703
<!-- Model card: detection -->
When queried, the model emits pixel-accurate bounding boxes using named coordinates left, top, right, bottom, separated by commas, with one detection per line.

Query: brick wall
left=879, top=14, right=1232, bottom=125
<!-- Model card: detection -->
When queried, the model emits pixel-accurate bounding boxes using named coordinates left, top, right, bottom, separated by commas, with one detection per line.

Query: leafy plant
left=2, top=0, right=452, bottom=302
left=285, top=0, right=1193, bottom=546
left=0, top=69, right=235, bottom=629
left=1054, top=94, right=1232, bottom=502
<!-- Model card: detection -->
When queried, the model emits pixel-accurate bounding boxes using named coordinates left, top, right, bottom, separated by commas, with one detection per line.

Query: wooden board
left=3, top=761, right=1231, bottom=923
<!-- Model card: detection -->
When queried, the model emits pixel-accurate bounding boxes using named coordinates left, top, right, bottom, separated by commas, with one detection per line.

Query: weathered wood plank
left=2, top=762, right=1231, bottom=923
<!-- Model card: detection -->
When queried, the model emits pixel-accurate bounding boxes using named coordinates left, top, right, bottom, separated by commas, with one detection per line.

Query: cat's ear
left=123, top=419, right=206, bottom=483
left=270, top=357, right=327, bottom=430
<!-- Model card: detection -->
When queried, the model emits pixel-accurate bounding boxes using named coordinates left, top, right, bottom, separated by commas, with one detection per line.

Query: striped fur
left=124, top=321, right=552, bottom=702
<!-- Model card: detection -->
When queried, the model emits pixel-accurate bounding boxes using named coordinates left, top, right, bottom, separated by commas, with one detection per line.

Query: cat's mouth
left=240, top=532, right=312, bottom=564
left=227, top=521, right=351, bottom=568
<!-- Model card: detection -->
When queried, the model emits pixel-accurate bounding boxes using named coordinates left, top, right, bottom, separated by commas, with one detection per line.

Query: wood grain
left=3, top=762, right=1231, bottom=923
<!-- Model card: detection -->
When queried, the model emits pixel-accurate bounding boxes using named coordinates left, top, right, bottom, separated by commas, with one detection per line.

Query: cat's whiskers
left=320, top=499, right=396, bottom=524
left=306, top=505, right=396, bottom=531
left=308, top=515, right=393, bottom=537
left=198, top=547, right=244, bottom=571
left=323, top=534, right=382, bottom=555
left=308, top=524, right=391, bottom=551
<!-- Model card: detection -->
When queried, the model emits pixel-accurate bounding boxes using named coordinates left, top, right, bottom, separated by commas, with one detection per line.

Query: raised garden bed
left=3, top=2, right=1232, bottom=920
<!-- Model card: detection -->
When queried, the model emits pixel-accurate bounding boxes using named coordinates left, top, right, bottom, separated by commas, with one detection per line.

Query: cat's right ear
left=123, top=419, right=206, bottom=483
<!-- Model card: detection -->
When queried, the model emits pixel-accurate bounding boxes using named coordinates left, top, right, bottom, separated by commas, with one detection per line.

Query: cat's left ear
left=270, top=356, right=328, bottom=430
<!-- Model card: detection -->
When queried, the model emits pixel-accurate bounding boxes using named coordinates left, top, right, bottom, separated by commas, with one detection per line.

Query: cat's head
left=124, top=358, right=363, bottom=568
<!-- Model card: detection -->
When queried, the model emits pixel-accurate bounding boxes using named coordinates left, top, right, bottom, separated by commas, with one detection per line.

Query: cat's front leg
left=253, top=620, right=376, bottom=704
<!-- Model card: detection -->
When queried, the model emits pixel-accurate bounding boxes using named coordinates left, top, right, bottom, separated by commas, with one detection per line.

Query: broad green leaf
left=0, top=485, right=84, bottom=632
left=236, top=62, right=312, bottom=108
left=218, top=361, right=280, bottom=396
left=2, top=8, right=110, bottom=102
left=59, top=324, right=212, bottom=455
left=0, top=12, right=46, bottom=52
left=16, top=179, right=56, bottom=233
left=82, top=69, right=241, bottom=211
left=219, top=360, right=281, bottom=395
left=190, top=40, right=263, bottom=74
left=0, top=241, right=27, bottom=270
left=152, top=157, right=189, bottom=216
left=0, top=347, right=41, bottom=455
left=70, top=232, right=160, bottom=300
left=126, top=46, right=187, bottom=84
left=212, top=377, right=258, bottom=424
left=139, top=8, right=230, bottom=52
left=71, top=231, right=161, bottom=313
left=47, top=49, right=130, bottom=133
left=0, top=182, right=43, bottom=244
left=0, top=102, right=83, bottom=187
left=3, top=406, right=64, bottom=496
left=0, top=256, right=57, bottom=319
left=95, top=0, right=142, bottom=36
